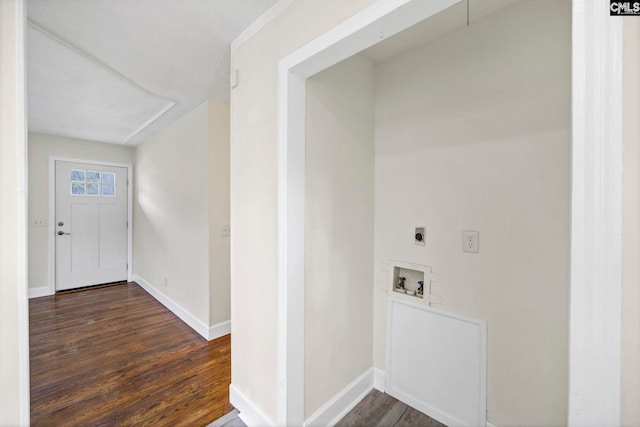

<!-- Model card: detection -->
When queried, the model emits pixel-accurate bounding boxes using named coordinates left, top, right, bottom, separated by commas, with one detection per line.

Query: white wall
left=230, top=0, right=377, bottom=419
left=0, top=0, right=29, bottom=424
left=304, top=54, right=375, bottom=417
left=373, top=2, right=570, bottom=425
left=134, top=101, right=210, bottom=325
left=27, top=133, right=134, bottom=291
left=209, top=101, right=231, bottom=325
left=622, top=17, right=640, bottom=427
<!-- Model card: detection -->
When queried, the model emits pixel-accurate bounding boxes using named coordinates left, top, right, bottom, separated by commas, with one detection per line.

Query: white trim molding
left=304, top=369, right=373, bottom=427
left=1, top=0, right=31, bottom=423
left=569, top=1, right=623, bottom=426
left=28, top=286, right=51, bottom=299
left=230, top=384, right=277, bottom=427
left=133, top=275, right=229, bottom=341
left=208, top=320, right=231, bottom=341
left=48, top=156, right=134, bottom=294
left=233, top=368, right=377, bottom=427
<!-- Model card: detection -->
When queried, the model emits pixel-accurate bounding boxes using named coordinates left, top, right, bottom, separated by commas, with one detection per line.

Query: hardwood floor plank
left=395, top=406, right=447, bottom=427
left=376, top=400, right=408, bottom=427
left=30, top=282, right=233, bottom=427
left=336, top=389, right=446, bottom=427
left=335, top=390, right=399, bottom=427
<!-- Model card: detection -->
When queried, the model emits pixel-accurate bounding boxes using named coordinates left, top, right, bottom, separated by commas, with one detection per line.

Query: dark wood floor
left=211, top=389, right=445, bottom=427
left=336, top=389, right=446, bottom=427
left=29, top=282, right=233, bottom=427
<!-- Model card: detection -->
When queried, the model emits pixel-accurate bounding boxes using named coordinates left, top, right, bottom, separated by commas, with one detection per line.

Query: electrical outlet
left=463, top=230, right=479, bottom=253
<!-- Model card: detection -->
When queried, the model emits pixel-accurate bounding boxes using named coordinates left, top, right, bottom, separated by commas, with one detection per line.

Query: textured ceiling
left=27, top=0, right=278, bottom=145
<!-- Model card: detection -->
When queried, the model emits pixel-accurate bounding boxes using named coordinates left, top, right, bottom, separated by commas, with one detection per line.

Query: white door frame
left=568, top=2, right=623, bottom=425
left=48, top=156, right=133, bottom=295
left=276, top=0, right=623, bottom=425
left=1, top=0, right=29, bottom=423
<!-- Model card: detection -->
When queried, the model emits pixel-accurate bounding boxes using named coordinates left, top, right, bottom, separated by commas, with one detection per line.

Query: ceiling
left=363, top=0, right=517, bottom=63
left=27, top=0, right=278, bottom=145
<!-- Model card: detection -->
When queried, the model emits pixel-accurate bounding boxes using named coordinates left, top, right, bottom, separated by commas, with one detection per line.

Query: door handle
left=57, top=231, right=71, bottom=236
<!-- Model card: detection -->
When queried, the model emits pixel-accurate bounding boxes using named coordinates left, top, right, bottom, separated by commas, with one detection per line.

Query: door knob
left=58, top=221, right=64, bottom=226
left=57, top=231, right=70, bottom=236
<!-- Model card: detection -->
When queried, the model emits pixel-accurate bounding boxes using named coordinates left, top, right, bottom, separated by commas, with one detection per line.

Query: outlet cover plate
left=463, top=230, right=479, bottom=253
left=415, top=227, right=426, bottom=246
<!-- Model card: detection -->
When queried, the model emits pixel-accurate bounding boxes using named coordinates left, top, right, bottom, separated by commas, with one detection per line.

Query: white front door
left=55, top=160, right=128, bottom=291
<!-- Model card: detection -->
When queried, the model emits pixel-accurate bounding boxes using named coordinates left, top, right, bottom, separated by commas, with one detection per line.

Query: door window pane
left=87, top=171, right=101, bottom=183
left=71, top=182, right=85, bottom=195
left=71, top=170, right=85, bottom=182
left=102, top=185, right=115, bottom=196
left=102, top=172, right=115, bottom=185
left=87, top=183, right=100, bottom=196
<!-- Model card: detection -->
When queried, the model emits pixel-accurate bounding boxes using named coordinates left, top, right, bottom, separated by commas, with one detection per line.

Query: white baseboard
left=230, top=369, right=373, bottom=427
left=387, top=385, right=465, bottom=427
left=373, top=368, right=385, bottom=392
left=229, top=366, right=490, bottom=427
left=209, top=320, right=231, bottom=340
left=229, top=384, right=276, bottom=427
left=304, top=368, right=373, bottom=427
left=28, top=286, right=51, bottom=299
left=133, top=274, right=229, bottom=341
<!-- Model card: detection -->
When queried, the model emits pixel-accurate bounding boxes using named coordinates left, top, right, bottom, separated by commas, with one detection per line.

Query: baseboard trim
left=304, top=368, right=373, bottom=427
left=229, top=384, right=276, bottom=427
left=133, top=274, right=228, bottom=341
left=209, top=320, right=231, bottom=340
left=28, top=286, right=51, bottom=299
left=387, top=385, right=466, bottom=427
left=487, top=422, right=498, bottom=427
left=373, top=368, right=385, bottom=392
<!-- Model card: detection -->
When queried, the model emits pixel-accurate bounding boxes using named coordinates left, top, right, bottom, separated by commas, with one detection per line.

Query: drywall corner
left=208, top=100, right=231, bottom=326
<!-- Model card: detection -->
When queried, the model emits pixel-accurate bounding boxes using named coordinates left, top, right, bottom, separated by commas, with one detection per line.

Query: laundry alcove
left=302, top=1, right=571, bottom=425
